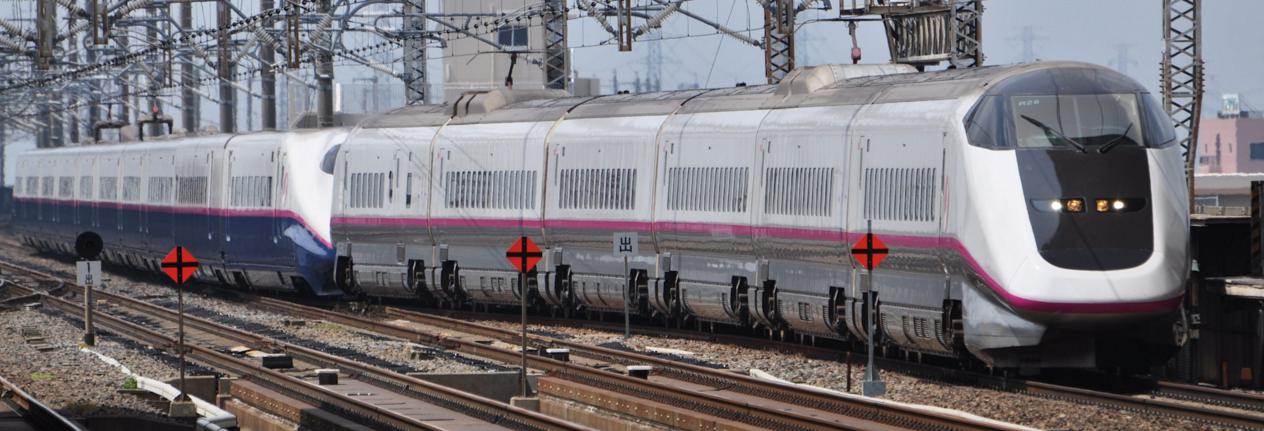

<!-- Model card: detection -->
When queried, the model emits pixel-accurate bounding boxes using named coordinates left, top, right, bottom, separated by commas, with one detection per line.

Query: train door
left=845, top=133, right=869, bottom=340
left=222, top=150, right=234, bottom=247
left=86, top=157, right=98, bottom=229
left=272, top=150, right=282, bottom=245
left=137, top=155, right=147, bottom=239
left=204, top=151, right=214, bottom=241
left=73, top=158, right=83, bottom=227
left=90, top=158, right=100, bottom=229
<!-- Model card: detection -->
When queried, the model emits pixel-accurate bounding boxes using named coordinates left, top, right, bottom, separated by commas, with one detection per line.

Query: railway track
left=0, top=374, right=87, bottom=431
left=0, top=261, right=585, bottom=431
left=250, top=296, right=1022, bottom=431
left=430, top=308, right=1264, bottom=430
left=0, top=256, right=1014, bottom=431
left=3, top=251, right=1259, bottom=430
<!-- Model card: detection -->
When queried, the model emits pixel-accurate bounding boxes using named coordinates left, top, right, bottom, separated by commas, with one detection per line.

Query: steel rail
left=0, top=374, right=88, bottom=431
left=418, top=306, right=1264, bottom=430
left=1154, top=380, right=1264, bottom=413
left=0, top=265, right=586, bottom=431
left=252, top=297, right=1009, bottom=431
left=27, top=287, right=450, bottom=431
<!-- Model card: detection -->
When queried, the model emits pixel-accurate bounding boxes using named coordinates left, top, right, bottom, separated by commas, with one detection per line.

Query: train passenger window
left=885, top=169, right=894, bottom=220
left=355, top=173, right=363, bottom=208
left=348, top=173, right=358, bottom=209
left=58, top=176, right=74, bottom=199
left=405, top=173, right=413, bottom=208
left=79, top=176, right=93, bottom=200
left=122, top=177, right=140, bottom=202
left=177, top=177, right=207, bottom=205
left=492, top=171, right=501, bottom=209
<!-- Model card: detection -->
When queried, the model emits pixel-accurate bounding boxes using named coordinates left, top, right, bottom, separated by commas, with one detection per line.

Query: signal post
left=505, top=236, right=543, bottom=406
left=161, top=246, right=199, bottom=417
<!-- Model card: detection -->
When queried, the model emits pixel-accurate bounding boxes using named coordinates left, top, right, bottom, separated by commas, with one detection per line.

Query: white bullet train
left=11, top=129, right=346, bottom=296
left=328, top=61, right=1190, bottom=369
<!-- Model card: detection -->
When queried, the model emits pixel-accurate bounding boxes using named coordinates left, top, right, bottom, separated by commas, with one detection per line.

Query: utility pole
left=401, top=0, right=427, bottom=105
left=1, top=121, right=6, bottom=194
left=181, top=0, right=199, bottom=134
left=261, top=0, right=278, bottom=130
left=316, top=0, right=335, bottom=127
left=1163, top=0, right=1203, bottom=213
left=1161, top=0, right=1203, bottom=384
left=146, top=4, right=165, bottom=138
left=543, top=0, right=569, bottom=91
left=1020, top=26, right=1037, bottom=63
left=85, top=0, right=101, bottom=143
left=246, top=77, right=254, bottom=131
left=1111, top=44, right=1137, bottom=76
left=115, top=32, right=131, bottom=128
left=67, top=12, right=80, bottom=145
left=218, top=0, right=236, bottom=133
left=646, top=39, right=662, bottom=92
left=36, top=0, right=56, bottom=148
left=763, top=0, right=795, bottom=84
left=31, top=66, right=53, bottom=148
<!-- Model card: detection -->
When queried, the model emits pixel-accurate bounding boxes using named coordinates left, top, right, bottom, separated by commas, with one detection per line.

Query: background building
left=1197, top=94, right=1264, bottom=174
left=441, top=0, right=551, bottom=102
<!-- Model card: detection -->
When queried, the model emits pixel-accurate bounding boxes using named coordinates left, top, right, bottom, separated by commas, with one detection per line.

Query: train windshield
left=1011, top=94, right=1142, bottom=151
left=964, top=66, right=1177, bottom=151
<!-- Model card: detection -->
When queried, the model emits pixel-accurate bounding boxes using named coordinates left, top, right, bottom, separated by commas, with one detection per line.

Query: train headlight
left=1112, top=200, right=1126, bottom=211
left=1095, top=199, right=1110, bottom=213
left=1050, top=200, right=1064, bottom=212
left=1064, top=198, right=1084, bottom=213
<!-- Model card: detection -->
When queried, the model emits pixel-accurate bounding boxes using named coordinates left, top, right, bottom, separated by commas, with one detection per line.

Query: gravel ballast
left=0, top=307, right=174, bottom=418
left=471, top=319, right=1220, bottom=431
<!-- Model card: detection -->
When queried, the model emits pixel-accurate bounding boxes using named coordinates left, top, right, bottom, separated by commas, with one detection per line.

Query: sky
left=3, top=0, right=1263, bottom=182
left=566, top=0, right=1263, bottom=110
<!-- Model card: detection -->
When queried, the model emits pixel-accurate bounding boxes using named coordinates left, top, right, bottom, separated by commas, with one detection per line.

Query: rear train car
left=11, top=130, right=344, bottom=295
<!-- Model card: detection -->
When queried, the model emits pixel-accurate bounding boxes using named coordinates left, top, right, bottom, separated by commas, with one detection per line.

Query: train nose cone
left=1004, top=249, right=1184, bottom=317
left=1017, top=147, right=1154, bottom=271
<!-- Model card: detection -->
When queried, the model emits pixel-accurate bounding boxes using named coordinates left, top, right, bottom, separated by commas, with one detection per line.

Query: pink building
left=1196, top=116, right=1264, bottom=174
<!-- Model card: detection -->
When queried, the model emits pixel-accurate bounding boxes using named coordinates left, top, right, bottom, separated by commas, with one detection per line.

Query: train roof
left=14, top=128, right=348, bottom=157
left=357, top=61, right=1137, bottom=130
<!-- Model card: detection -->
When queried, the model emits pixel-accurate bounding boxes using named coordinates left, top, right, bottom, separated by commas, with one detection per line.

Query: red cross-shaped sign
left=505, top=236, right=542, bottom=273
left=851, top=233, right=889, bottom=272
left=161, top=246, right=199, bottom=285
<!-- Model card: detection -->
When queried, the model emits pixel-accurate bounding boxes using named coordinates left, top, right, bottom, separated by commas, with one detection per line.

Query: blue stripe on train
left=12, top=200, right=338, bottom=296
